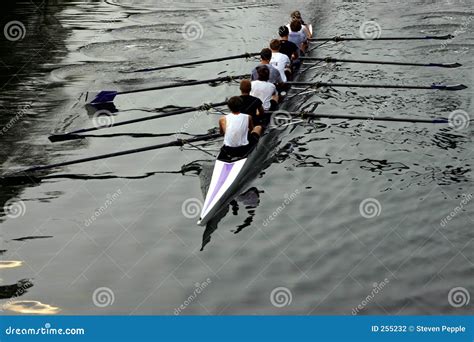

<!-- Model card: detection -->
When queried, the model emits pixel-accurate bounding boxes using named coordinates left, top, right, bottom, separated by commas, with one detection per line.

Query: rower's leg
left=252, top=125, right=263, bottom=137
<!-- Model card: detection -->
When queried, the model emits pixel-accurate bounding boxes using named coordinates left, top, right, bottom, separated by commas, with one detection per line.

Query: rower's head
left=278, top=25, right=289, bottom=38
left=290, top=19, right=302, bottom=33
left=270, top=39, right=281, bottom=52
left=227, top=96, right=243, bottom=114
left=260, top=48, right=272, bottom=63
left=291, top=10, right=302, bottom=21
left=256, top=65, right=270, bottom=82
left=240, top=79, right=252, bottom=95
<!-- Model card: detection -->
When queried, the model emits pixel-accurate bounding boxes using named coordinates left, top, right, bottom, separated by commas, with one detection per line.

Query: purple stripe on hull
left=203, top=163, right=234, bottom=213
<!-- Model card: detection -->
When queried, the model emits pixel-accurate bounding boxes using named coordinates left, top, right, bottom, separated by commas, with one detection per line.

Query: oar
left=300, top=57, right=462, bottom=69
left=49, top=101, right=228, bottom=142
left=287, top=82, right=467, bottom=91
left=85, top=74, right=249, bottom=105
left=270, top=111, right=449, bottom=124
left=5, top=133, right=221, bottom=176
left=128, top=52, right=260, bottom=73
left=309, top=34, right=455, bottom=42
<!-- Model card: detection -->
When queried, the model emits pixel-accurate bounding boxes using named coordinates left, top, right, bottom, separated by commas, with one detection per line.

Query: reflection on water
left=3, top=300, right=61, bottom=315
left=0, top=261, right=23, bottom=269
left=0, top=279, right=33, bottom=300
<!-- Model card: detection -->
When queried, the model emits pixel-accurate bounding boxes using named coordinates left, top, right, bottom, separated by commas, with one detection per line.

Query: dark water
left=0, top=0, right=472, bottom=315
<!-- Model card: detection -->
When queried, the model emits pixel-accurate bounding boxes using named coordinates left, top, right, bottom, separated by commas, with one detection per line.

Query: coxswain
left=269, top=39, right=291, bottom=82
left=239, top=79, right=266, bottom=128
left=289, top=10, right=312, bottom=38
left=219, top=96, right=261, bottom=158
left=250, top=66, right=279, bottom=112
left=251, top=48, right=283, bottom=86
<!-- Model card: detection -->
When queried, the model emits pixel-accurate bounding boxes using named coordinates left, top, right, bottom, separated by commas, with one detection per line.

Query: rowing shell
left=198, top=25, right=313, bottom=226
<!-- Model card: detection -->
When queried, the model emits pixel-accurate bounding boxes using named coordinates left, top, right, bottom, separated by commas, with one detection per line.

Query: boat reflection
left=0, top=279, right=33, bottom=300
left=201, top=187, right=262, bottom=251
left=3, top=300, right=61, bottom=314
left=0, top=261, right=23, bottom=269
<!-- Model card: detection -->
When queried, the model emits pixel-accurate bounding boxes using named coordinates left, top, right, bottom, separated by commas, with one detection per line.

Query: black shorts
left=218, top=133, right=260, bottom=161
left=269, top=100, right=279, bottom=111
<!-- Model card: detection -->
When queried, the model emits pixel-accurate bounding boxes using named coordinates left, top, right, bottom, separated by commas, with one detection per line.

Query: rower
left=289, top=10, right=312, bottom=38
left=289, top=19, right=308, bottom=54
left=278, top=25, right=299, bottom=62
left=219, top=96, right=261, bottom=158
left=269, top=39, right=291, bottom=82
left=251, top=48, right=283, bottom=86
left=239, top=79, right=266, bottom=128
left=250, top=66, right=279, bottom=112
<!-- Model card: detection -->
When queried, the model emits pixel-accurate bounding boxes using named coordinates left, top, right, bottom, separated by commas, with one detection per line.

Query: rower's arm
left=219, top=117, right=226, bottom=135
left=248, top=116, right=254, bottom=131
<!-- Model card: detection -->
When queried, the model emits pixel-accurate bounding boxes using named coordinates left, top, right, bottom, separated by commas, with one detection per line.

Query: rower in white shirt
left=269, top=39, right=291, bottom=82
left=250, top=66, right=279, bottom=111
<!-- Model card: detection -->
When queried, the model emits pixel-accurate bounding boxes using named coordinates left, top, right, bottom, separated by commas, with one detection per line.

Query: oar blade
left=429, top=62, right=462, bottom=68
left=48, top=133, right=85, bottom=143
left=85, top=91, right=118, bottom=104
left=432, top=83, right=468, bottom=91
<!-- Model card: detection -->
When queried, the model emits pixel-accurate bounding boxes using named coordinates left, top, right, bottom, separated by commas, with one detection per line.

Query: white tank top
left=224, top=114, right=249, bottom=147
